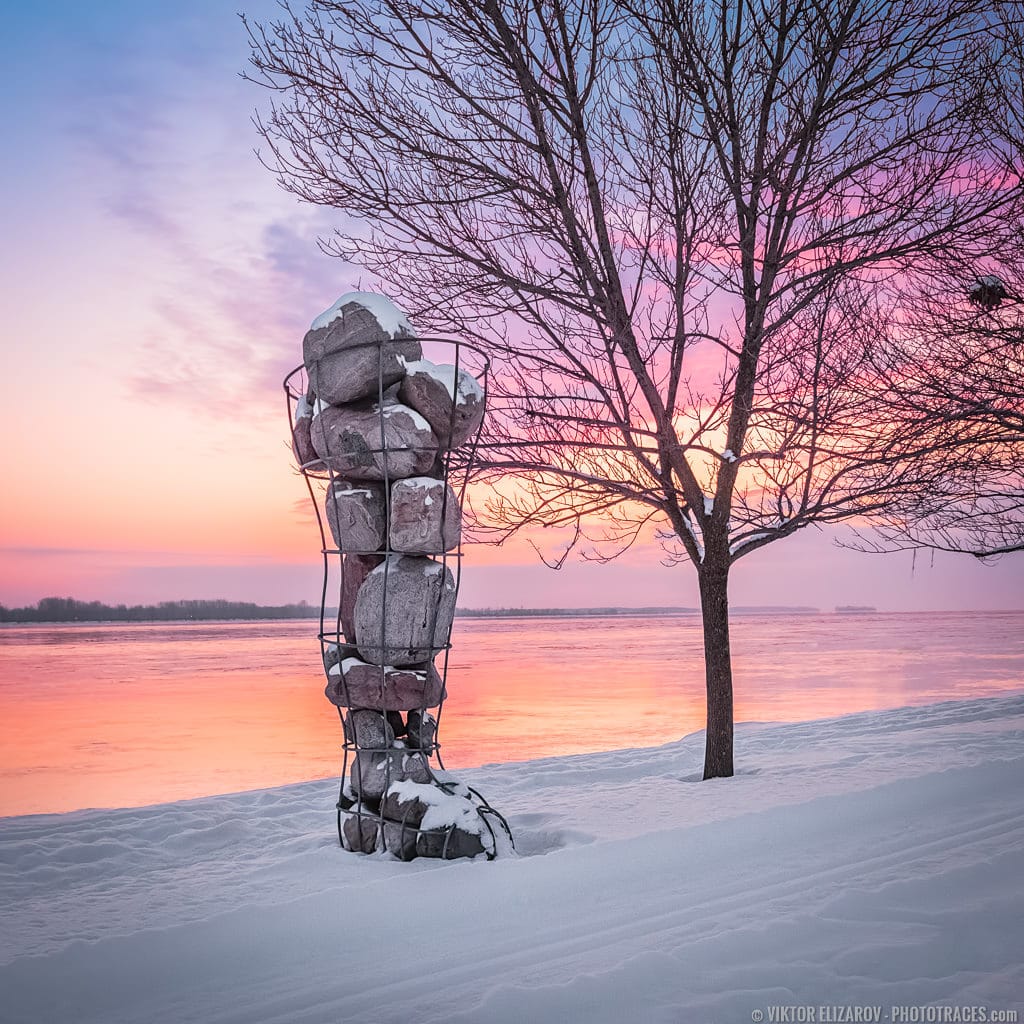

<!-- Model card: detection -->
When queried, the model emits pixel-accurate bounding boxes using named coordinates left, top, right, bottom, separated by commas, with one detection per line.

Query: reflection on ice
left=0, top=611, right=1021, bottom=815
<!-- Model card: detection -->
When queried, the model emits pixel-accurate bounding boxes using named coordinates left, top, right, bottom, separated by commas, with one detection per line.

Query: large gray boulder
left=344, top=709, right=395, bottom=750
left=325, top=480, right=387, bottom=552
left=303, top=293, right=422, bottom=405
left=417, top=826, right=486, bottom=859
left=310, top=400, right=438, bottom=481
left=381, top=820, right=418, bottom=861
left=350, top=747, right=431, bottom=803
left=340, top=553, right=383, bottom=644
left=398, top=358, right=485, bottom=449
left=341, top=810, right=380, bottom=854
left=324, top=657, right=445, bottom=710
left=354, top=556, right=457, bottom=666
left=389, top=477, right=461, bottom=553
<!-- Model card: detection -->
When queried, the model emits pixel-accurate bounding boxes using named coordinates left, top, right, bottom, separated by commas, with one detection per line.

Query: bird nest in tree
left=969, top=275, right=1008, bottom=311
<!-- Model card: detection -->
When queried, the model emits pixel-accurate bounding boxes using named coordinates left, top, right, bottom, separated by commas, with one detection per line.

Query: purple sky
left=1, top=2, right=1020, bottom=612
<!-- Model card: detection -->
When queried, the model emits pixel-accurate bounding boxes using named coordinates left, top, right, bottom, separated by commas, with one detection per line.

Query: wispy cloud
left=62, top=2, right=363, bottom=420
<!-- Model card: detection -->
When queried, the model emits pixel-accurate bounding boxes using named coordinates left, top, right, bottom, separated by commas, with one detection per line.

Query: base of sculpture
left=337, top=760, right=510, bottom=860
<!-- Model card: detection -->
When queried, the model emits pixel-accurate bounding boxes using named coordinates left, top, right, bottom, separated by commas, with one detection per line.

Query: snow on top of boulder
left=375, top=398, right=433, bottom=434
left=387, top=779, right=485, bottom=835
left=329, top=482, right=376, bottom=498
left=369, top=554, right=446, bottom=577
left=336, top=656, right=426, bottom=676
left=723, top=449, right=737, bottom=463
left=400, top=357, right=484, bottom=403
left=294, top=395, right=312, bottom=422
left=333, top=656, right=375, bottom=676
left=312, top=395, right=432, bottom=435
left=395, top=477, right=442, bottom=490
left=311, top=292, right=415, bottom=336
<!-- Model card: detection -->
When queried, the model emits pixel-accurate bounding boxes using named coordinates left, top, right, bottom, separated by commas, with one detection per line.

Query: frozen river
left=1, top=610, right=1022, bottom=815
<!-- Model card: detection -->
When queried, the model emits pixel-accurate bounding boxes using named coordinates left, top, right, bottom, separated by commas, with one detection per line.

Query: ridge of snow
left=311, top=292, right=415, bottom=336
left=681, top=514, right=704, bottom=562
left=730, top=531, right=772, bottom=556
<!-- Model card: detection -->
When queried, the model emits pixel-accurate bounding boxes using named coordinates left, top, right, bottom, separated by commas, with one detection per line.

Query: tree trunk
left=699, top=563, right=734, bottom=779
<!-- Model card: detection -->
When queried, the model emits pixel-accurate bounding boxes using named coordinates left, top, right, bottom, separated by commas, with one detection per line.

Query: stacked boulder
left=292, top=292, right=492, bottom=860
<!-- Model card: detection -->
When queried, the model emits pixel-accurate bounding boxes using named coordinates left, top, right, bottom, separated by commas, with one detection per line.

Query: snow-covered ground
left=2, top=694, right=1023, bottom=1024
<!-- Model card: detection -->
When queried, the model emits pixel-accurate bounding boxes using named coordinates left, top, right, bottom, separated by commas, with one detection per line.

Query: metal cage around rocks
left=284, top=332, right=512, bottom=860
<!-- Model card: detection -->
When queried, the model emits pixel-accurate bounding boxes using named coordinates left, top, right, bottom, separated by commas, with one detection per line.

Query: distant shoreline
left=3, top=601, right=1015, bottom=626
left=455, top=605, right=821, bottom=618
left=0, top=598, right=320, bottom=625
left=2, top=601, right=824, bottom=624
left=2, top=598, right=826, bottom=625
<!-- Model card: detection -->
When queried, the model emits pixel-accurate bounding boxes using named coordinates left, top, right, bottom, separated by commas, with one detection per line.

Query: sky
left=1, top=1, right=1021, bottom=613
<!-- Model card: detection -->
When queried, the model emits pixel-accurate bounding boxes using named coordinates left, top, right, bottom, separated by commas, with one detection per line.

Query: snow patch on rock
left=311, top=292, right=415, bottom=336
left=400, top=357, right=483, bottom=402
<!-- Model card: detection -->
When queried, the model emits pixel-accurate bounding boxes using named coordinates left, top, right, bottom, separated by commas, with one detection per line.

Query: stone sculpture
left=286, top=291, right=509, bottom=860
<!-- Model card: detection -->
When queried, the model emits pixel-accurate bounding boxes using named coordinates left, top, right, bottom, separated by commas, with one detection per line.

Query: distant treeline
left=0, top=597, right=321, bottom=623
left=1, top=598, right=825, bottom=624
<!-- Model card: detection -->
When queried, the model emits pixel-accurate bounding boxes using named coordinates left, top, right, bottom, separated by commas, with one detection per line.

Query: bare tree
left=853, top=272, right=1024, bottom=558
left=247, top=0, right=1024, bottom=778
left=849, top=9, right=1024, bottom=560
